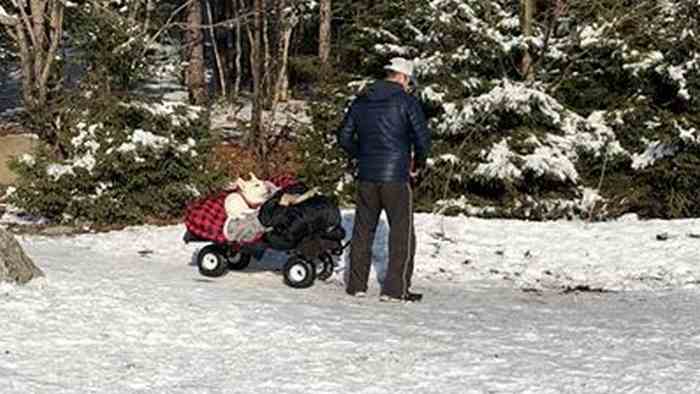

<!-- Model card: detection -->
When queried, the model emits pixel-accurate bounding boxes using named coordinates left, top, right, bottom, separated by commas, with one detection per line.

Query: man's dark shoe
left=379, top=291, right=423, bottom=303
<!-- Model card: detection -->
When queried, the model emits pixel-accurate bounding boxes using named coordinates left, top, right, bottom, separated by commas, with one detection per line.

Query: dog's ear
left=249, top=172, right=259, bottom=182
left=235, top=177, right=247, bottom=190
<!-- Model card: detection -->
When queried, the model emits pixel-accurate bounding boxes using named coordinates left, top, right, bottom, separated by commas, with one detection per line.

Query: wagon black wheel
left=317, top=254, right=335, bottom=281
left=227, top=250, right=252, bottom=271
left=197, top=245, right=228, bottom=277
left=283, top=257, right=316, bottom=289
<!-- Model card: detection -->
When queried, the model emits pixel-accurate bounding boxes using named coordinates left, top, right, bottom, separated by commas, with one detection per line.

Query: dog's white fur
left=224, top=173, right=272, bottom=219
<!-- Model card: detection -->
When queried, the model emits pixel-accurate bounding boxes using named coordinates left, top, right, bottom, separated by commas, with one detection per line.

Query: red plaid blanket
left=184, top=174, right=299, bottom=245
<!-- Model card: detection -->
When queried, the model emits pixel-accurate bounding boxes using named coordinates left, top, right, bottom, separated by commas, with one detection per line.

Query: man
left=337, top=57, right=432, bottom=302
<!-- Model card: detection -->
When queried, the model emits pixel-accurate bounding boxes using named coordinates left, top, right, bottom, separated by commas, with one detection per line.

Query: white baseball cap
left=384, top=57, right=418, bottom=86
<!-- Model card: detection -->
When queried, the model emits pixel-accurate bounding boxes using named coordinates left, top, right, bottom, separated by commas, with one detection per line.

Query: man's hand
left=410, top=167, right=424, bottom=188
left=411, top=158, right=426, bottom=184
left=410, top=158, right=426, bottom=187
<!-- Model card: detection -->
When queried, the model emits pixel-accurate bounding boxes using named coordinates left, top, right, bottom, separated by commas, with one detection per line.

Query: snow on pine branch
left=632, top=121, right=700, bottom=170
left=437, top=81, right=567, bottom=135
left=631, top=141, right=677, bottom=170
left=0, top=4, right=18, bottom=25
left=360, top=27, right=401, bottom=43
left=439, top=82, right=628, bottom=184
left=373, top=43, right=416, bottom=57
left=579, top=23, right=618, bottom=48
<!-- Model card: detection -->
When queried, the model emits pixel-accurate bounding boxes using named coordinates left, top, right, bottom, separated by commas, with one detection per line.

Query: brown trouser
left=347, top=181, right=416, bottom=297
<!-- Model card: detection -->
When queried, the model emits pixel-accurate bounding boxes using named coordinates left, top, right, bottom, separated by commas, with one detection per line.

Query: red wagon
left=183, top=175, right=346, bottom=288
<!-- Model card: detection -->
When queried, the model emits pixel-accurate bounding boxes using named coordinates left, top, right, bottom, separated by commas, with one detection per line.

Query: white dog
left=224, top=173, right=273, bottom=220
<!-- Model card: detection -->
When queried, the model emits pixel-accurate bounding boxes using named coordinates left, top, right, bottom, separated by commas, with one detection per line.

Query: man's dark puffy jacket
left=337, top=80, right=432, bottom=183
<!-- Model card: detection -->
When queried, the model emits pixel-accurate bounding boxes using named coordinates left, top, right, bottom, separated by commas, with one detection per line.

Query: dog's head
left=235, top=173, right=270, bottom=205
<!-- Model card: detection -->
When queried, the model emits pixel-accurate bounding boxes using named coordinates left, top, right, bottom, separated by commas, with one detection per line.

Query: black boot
left=379, top=291, right=423, bottom=303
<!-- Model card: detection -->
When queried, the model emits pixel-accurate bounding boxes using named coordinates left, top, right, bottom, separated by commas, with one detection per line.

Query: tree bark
left=250, top=0, right=265, bottom=159
left=319, top=0, right=331, bottom=66
left=531, top=0, right=568, bottom=79
left=234, top=0, right=242, bottom=97
left=274, top=23, right=294, bottom=103
left=243, top=0, right=257, bottom=92
left=31, top=1, right=47, bottom=85
left=267, top=0, right=284, bottom=107
left=1, top=0, right=64, bottom=147
left=144, top=0, right=155, bottom=35
left=185, top=0, right=208, bottom=105
left=223, top=0, right=234, bottom=93
left=205, top=0, right=226, bottom=96
left=262, top=0, right=272, bottom=108
left=273, top=6, right=297, bottom=104
left=519, top=0, right=535, bottom=82
left=38, top=1, right=63, bottom=106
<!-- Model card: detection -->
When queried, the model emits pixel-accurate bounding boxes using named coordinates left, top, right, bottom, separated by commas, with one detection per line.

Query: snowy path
left=2, top=216, right=700, bottom=393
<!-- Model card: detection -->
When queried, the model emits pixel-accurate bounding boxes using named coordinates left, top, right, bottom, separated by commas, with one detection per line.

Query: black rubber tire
left=283, top=257, right=316, bottom=289
left=315, top=260, right=325, bottom=275
left=197, top=245, right=228, bottom=277
left=227, top=251, right=252, bottom=271
left=317, top=257, right=334, bottom=281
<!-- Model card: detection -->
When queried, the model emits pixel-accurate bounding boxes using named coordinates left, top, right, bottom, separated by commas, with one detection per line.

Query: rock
left=656, top=232, right=670, bottom=241
left=0, top=227, right=43, bottom=284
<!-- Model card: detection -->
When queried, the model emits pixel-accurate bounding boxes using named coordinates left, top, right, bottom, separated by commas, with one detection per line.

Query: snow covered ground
left=2, top=212, right=700, bottom=393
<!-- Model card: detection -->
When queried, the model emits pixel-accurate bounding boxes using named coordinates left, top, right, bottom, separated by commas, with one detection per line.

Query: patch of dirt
left=0, top=121, right=32, bottom=137
left=212, top=141, right=302, bottom=180
left=0, top=133, right=40, bottom=185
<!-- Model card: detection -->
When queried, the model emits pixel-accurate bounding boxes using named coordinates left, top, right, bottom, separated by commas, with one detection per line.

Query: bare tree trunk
left=185, top=0, right=208, bottom=105
left=262, top=0, right=272, bottom=108
left=205, top=0, right=227, bottom=96
left=267, top=0, right=298, bottom=106
left=250, top=0, right=266, bottom=161
left=243, top=0, right=257, bottom=91
left=531, top=0, right=568, bottom=79
left=223, top=0, right=234, bottom=93
left=234, top=0, right=242, bottom=97
left=17, top=33, right=33, bottom=107
left=273, top=6, right=298, bottom=104
left=128, top=0, right=141, bottom=22
left=267, top=0, right=284, bottom=108
left=1, top=0, right=64, bottom=148
left=144, top=0, right=155, bottom=35
left=519, top=0, right=535, bottom=82
left=40, top=1, right=63, bottom=104
left=31, top=0, right=47, bottom=92
left=319, top=0, right=331, bottom=66
left=274, top=24, right=294, bottom=103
